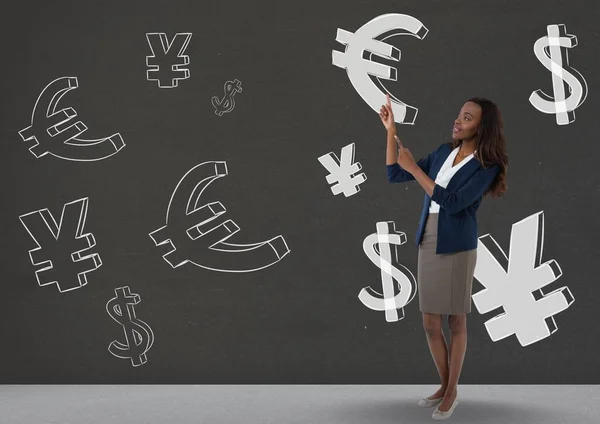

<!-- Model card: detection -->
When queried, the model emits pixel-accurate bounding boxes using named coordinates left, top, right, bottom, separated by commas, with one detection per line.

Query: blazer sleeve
left=431, top=163, right=500, bottom=215
left=387, top=144, right=443, bottom=183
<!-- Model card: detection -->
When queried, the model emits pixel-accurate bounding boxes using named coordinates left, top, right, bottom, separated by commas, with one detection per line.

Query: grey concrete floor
left=1, top=385, right=599, bottom=424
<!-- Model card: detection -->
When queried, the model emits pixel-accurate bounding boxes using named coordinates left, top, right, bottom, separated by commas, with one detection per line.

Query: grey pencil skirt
left=417, top=212, right=477, bottom=315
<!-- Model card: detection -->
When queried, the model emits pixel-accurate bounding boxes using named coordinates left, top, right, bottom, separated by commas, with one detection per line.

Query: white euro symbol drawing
left=149, top=161, right=290, bottom=273
left=332, top=13, right=429, bottom=124
left=18, top=77, right=125, bottom=161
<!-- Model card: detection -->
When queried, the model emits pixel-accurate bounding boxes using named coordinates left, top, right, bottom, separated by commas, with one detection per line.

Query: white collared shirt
left=429, top=147, right=476, bottom=213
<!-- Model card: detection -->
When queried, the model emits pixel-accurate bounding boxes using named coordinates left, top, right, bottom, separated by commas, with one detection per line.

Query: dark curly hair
left=446, top=97, right=508, bottom=198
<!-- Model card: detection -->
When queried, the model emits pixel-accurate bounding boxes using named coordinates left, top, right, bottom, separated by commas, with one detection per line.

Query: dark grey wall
left=1, top=0, right=598, bottom=383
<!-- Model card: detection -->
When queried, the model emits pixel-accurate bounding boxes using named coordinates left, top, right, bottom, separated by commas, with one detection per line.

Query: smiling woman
left=452, top=104, right=479, bottom=142
left=380, top=93, right=508, bottom=420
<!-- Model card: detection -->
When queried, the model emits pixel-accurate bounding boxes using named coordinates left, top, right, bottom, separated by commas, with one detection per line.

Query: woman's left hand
left=395, top=136, right=418, bottom=173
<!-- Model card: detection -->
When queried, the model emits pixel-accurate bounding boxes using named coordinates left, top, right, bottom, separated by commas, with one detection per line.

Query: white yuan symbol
left=146, top=32, right=192, bottom=88
left=332, top=13, right=429, bottom=125
left=318, top=142, right=366, bottom=197
left=473, top=211, right=574, bottom=347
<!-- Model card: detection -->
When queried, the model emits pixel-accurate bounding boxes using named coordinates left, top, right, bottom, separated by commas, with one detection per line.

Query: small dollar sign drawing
left=106, top=286, right=155, bottom=367
left=211, top=79, right=242, bottom=116
left=358, top=221, right=417, bottom=322
left=529, top=23, right=587, bottom=125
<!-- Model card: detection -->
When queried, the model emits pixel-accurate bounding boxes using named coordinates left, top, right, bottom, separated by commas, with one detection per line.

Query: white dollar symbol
left=529, top=24, right=588, bottom=125
left=358, top=221, right=417, bottom=322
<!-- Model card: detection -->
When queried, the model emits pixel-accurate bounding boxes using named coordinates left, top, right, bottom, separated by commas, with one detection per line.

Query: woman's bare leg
left=438, top=313, right=467, bottom=412
left=422, top=312, right=449, bottom=398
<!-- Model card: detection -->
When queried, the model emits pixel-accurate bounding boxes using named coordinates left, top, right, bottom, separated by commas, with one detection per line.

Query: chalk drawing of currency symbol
left=146, top=32, right=192, bottom=88
left=18, top=197, right=102, bottom=292
left=18, top=77, right=125, bottom=161
left=332, top=13, right=429, bottom=125
left=529, top=24, right=587, bottom=125
left=211, top=79, right=242, bottom=116
left=149, top=161, right=290, bottom=272
left=106, top=286, right=154, bottom=367
left=358, top=221, right=417, bottom=322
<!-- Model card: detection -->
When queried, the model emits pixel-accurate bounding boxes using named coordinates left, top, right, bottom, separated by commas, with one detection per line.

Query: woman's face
left=452, top=101, right=482, bottom=142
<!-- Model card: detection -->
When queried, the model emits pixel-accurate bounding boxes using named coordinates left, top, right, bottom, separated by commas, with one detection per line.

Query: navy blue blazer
left=387, top=142, right=500, bottom=254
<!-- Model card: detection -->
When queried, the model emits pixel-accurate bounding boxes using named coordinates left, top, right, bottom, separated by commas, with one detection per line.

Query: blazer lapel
left=446, top=155, right=481, bottom=190
left=432, top=144, right=481, bottom=190
left=430, top=145, right=451, bottom=178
